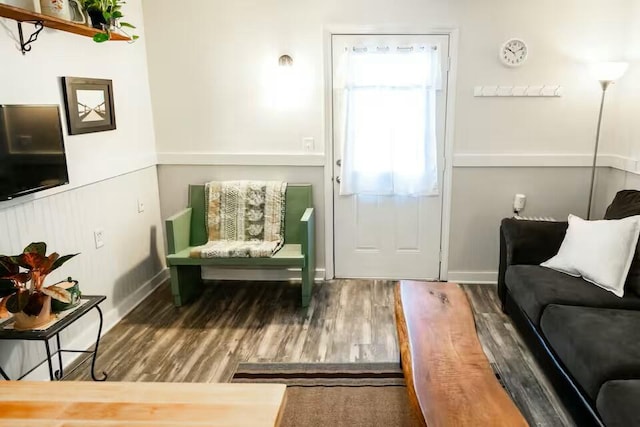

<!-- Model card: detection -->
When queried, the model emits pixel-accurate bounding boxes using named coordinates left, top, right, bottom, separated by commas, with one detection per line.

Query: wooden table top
left=395, top=281, right=528, bottom=427
left=0, top=381, right=287, bottom=426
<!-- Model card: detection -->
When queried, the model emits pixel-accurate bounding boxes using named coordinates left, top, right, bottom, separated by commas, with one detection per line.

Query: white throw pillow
left=541, top=214, right=640, bottom=297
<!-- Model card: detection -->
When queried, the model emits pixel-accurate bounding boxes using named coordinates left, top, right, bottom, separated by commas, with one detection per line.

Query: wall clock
left=500, top=38, right=528, bottom=67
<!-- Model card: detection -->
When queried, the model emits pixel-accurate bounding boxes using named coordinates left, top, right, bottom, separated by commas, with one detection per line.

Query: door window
left=334, top=44, right=442, bottom=196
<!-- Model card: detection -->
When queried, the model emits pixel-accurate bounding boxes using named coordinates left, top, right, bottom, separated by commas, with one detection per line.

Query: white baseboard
left=202, top=267, right=326, bottom=282
left=447, top=271, right=498, bottom=284
left=21, top=268, right=170, bottom=381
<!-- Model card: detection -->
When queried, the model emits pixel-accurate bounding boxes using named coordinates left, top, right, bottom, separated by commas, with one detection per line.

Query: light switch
left=302, top=137, right=315, bottom=152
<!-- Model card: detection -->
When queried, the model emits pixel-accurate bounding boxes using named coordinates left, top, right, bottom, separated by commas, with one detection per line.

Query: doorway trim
left=323, top=25, right=459, bottom=280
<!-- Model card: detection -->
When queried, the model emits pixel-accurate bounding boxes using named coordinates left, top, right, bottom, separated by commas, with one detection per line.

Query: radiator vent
left=514, top=215, right=557, bottom=222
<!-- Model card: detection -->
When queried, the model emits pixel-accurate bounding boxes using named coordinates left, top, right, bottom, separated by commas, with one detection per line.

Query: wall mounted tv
left=0, top=105, right=69, bottom=201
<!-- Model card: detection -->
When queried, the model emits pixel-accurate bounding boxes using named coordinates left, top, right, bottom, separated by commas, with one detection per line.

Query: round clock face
left=500, top=39, right=528, bottom=67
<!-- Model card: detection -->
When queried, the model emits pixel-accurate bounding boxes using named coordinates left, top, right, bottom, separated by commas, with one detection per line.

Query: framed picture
left=61, top=77, right=116, bottom=135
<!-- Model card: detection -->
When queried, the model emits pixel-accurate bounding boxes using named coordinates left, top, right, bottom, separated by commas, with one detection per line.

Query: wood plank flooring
left=66, top=280, right=573, bottom=426
left=463, top=284, right=575, bottom=427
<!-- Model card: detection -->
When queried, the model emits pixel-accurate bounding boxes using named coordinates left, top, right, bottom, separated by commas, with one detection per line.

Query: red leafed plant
left=0, top=243, right=78, bottom=317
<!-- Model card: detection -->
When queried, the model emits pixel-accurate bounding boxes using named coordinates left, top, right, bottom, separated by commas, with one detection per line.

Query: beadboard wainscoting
left=0, top=167, right=167, bottom=381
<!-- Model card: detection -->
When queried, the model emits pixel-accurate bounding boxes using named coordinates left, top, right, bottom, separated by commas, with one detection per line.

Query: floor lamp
left=587, top=61, right=629, bottom=219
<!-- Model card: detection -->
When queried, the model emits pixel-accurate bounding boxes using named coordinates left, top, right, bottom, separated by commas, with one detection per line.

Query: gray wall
left=603, top=168, right=640, bottom=203
left=158, top=165, right=326, bottom=273
left=448, top=166, right=614, bottom=281
left=159, top=164, right=623, bottom=282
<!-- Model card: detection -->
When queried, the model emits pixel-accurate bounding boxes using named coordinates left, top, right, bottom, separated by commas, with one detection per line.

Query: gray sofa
left=499, top=190, right=640, bottom=427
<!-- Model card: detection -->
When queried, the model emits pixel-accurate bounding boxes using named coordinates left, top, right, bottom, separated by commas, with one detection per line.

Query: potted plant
left=0, top=243, right=78, bottom=330
left=78, top=0, right=138, bottom=42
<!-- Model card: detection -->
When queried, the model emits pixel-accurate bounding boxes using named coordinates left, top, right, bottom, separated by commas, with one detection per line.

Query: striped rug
left=231, top=362, right=421, bottom=426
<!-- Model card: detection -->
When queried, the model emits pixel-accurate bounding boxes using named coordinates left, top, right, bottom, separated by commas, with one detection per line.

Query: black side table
left=0, top=295, right=107, bottom=381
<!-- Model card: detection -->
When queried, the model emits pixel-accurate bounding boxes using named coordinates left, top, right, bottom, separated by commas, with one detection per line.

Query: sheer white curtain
left=334, top=44, right=441, bottom=196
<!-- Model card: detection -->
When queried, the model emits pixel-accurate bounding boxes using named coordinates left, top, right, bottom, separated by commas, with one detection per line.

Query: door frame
left=322, top=26, right=459, bottom=280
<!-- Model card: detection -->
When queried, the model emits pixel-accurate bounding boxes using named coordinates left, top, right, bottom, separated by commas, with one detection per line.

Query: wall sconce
left=278, top=54, right=294, bottom=67
left=272, top=54, right=298, bottom=110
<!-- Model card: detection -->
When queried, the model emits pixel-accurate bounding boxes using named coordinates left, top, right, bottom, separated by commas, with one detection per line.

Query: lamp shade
left=589, top=62, right=629, bottom=82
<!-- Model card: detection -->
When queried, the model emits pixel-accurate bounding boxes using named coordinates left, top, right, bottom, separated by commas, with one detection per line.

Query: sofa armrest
left=300, top=208, right=315, bottom=270
left=166, top=208, right=193, bottom=255
left=498, top=217, right=568, bottom=308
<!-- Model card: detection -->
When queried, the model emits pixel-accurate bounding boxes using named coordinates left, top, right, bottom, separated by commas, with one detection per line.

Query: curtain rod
left=350, top=46, right=438, bottom=53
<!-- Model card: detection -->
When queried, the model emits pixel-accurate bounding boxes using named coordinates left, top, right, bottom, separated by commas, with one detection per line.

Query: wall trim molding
left=22, top=268, right=169, bottom=381
left=448, top=271, right=498, bottom=285
left=453, top=153, right=640, bottom=174
left=607, top=155, right=640, bottom=175
left=0, top=163, right=158, bottom=212
left=156, top=152, right=640, bottom=175
left=157, top=152, right=326, bottom=167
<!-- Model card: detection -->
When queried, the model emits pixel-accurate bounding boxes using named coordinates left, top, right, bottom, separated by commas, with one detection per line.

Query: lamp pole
left=586, top=80, right=611, bottom=220
left=586, top=61, right=628, bottom=219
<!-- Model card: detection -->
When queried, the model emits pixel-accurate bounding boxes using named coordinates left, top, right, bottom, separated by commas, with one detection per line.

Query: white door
left=332, top=34, right=449, bottom=280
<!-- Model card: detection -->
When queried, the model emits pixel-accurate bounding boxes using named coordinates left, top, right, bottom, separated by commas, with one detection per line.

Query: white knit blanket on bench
left=190, top=180, right=287, bottom=258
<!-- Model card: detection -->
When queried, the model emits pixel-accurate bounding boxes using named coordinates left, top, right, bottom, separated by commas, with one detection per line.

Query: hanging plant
left=79, top=0, right=139, bottom=43
left=0, top=243, right=78, bottom=328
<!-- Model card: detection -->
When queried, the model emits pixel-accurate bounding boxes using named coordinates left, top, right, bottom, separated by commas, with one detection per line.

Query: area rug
left=231, top=362, right=422, bottom=427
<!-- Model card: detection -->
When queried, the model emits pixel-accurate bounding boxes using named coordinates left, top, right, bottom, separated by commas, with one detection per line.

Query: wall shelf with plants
left=0, top=3, right=131, bottom=54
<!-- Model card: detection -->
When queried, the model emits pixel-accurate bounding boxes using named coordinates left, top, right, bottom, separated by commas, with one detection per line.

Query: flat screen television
left=0, top=105, right=69, bottom=201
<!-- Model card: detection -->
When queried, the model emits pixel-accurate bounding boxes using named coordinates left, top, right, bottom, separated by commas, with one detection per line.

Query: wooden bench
left=395, top=281, right=528, bottom=426
left=165, top=184, right=315, bottom=307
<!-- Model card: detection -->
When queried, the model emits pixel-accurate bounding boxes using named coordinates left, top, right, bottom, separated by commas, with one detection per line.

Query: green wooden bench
left=165, top=184, right=315, bottom=307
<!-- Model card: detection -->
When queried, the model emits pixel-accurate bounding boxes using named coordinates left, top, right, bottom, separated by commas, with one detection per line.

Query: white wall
left=142, top=0, right=636, bottom=281
left=143, top=0, right=632, bottom=157
left=606, top=2, right=640, bottom=164
left=0, top=0, right=165, bottom=379
left=0, top=1, right=156, bottom=190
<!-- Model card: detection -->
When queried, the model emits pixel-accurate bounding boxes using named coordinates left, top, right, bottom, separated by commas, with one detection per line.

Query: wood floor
left=464, top=284, right=574, bottom=426
left=66, top=280, right=573, bottom=426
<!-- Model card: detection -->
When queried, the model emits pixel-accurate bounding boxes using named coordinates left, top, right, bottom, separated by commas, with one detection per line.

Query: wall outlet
left=513, top=194, right=527, bottom=213
left=137, top=199, right=145, bottom=213
left=94, top=229, right=105, bottom=249
left=302, top=137, right=315, bottom=152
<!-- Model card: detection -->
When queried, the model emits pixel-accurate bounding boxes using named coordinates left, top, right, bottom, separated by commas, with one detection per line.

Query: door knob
left=336, top=176, right=341, bottom=184
left=336, top=159, right=342, bottom=167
